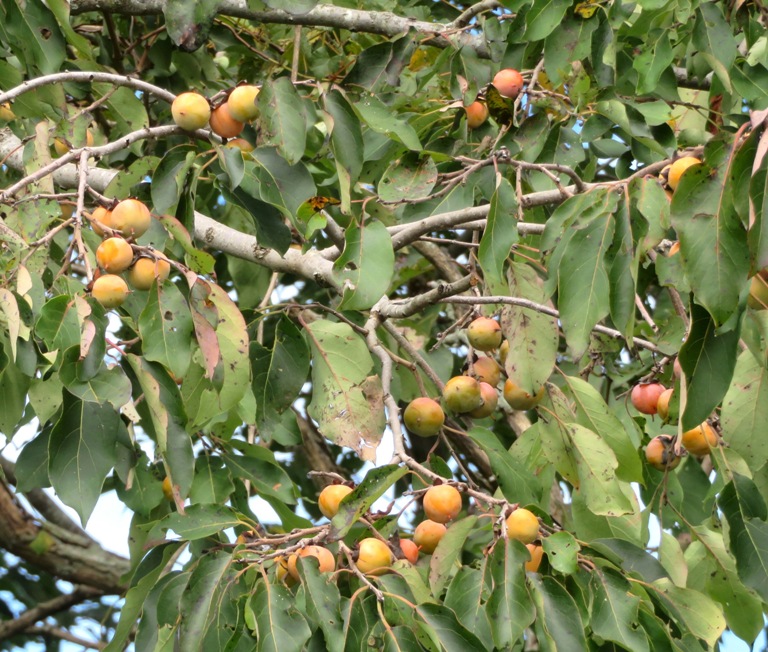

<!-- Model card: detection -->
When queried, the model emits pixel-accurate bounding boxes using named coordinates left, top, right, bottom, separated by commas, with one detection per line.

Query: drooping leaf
left=258, top=77, right=307, bottom=164
left=306, top=320, right=386, bottom=461
left=334, top=220, right=395, bottom=310
left=378, top=152, right=438, bottom=202
left=500, top=262, right=557, bottom=395
left=179, top=553, right=233, bottom=651
left=48, top=392, right=124, bottom=524
left=478, top=177, right=517, bottom=294
left=529, top=575, right=588, bottom=652
left=590, top=569, right=649, bottom=652
left=248, top=580, right=311, bottom=652
left=429, top=516, right=477, bottom=596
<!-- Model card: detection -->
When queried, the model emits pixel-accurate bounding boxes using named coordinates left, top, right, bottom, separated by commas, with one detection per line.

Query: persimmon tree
left=0, top=0, right=767, bottom=650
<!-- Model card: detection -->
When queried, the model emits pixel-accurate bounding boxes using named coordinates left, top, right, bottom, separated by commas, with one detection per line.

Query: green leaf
left=46, top=0, right=91, bottom=55
left=718, top=474, right=768, bottom=603
left=105, top=543, right=183, bottom=652
left=138, top=282, right=193, bottom=381
left=688, top=524, right=764, bottom=642
left=429, top=516, right=478, bottom=596
left=633, top=31, right=674, bottom=95
left=306, top=320, right=386, bottom=461
left=590, top=570, right=649, bottom=652
left=100, top=84, right=150, bottom=155
left=468, top=427, right=542, bottom=506
left=124, top=354, right=194, bottom=498
left=156, top=504, right=242, bottom=540
left=0, top=0, right=65, bottom=74
left=543, top=13, right=598, bottom=85
left=378, top=152, right=437, bottom=202
left=414, top=603, right=486, bottom=652
left=647, top=578, right=726, bottom=647
left=678, top=302, right=741, bottom=430
left=354, top=96, right=421, bottom=151
left=179, top=553, right=233, bottom=651
left=692, top=3, right=737, bottom=88
left=720, top=350, right=768, bottom=470
left=484, top=539, right=535, bottom=648
left=36, top=295, right=80, bottom=352
left=297, top=561, right=344, bottom=652
left=151, top=145, right=197, bottom=215
left=330, top=464, right=407, bottom=538
left=567, top=423, right=633, bottom=516
left=251, top=315, right=309, bottom=428
left=478, top=178, right=518, bottom=294
left=250, top=148, right=316, bottom=217
left=671, top=144, right=749, bottom=326
left=561, top=375, right=642, bottom=482
left=14, top=426, right=51, bottom=492
left=590, top=538, right=668, bottom=581
left=249, top=581, right=311, bottom=652
left=529, top=575, right=588, bottom=652
left=258, top=77, right=307, bottom=164
left=163, top=0, right=219, bottom=51
left=222, top=444, right=296, bottom=504
left=324, top=90, right=364, bottom=213
left=334, top=220, right=394, bottom=310
left=189, top=456, right=234, bottom=505
left=443, top=567, right=493, bottom=649
left=221, top=181, right=292, bottom=256
left=524, top=0, right=571, bottom=41
left=48, top=392, right=123, bottom=525
left=500, top=262, right=557, bottom=395
left=59, top=346, right=132, bottom=408
left=607, top=193, right=637, bottom=341
left=552, top=192, right=617, bottom=358
left=542, top=531, right=579, bottom=575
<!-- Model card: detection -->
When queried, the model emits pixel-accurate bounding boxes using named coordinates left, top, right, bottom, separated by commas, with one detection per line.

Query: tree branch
left=0, top=586, right=103, bottom=640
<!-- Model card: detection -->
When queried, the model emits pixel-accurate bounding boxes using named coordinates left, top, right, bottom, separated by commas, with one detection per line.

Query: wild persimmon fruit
left=443, top=375, right=483, bottom=413
left=287, top=545, right=335, bottom=580
left=506, top=508, right=539, bottom=544
left=161, top=476, right=174, bottom=501
left=492, top=68, right=524, bottom=99
left=467, top=316, right=502, bottom=351
left=91, top=206, right=114, bottom=236
left=645, top=434, right=681, bottom=471
left=503, top=379, right=544, bottom=410
left=227, top=85, right=260, bottom=122
left=356, top=538, right=392, bottom=575
left=656, top=388, right=674, bottom=422
left=471, top=356, right=501, bottom=387
left=399, top=539, right=419, bottom=564
left=209, top=102, right=244, bottom=139
left=681, top=422, right=718, bottom=456
left=668, top=156, right=701, bottom=191
left=468, top=381, right=499, bottom=419
left=172, top=92, right=211, bottom=131
left=499, top=339, right=509, bottom=365
left=525, top=544, right=544, bottom=572
left=423, top=484, right=462, bottom=524
left=630, top=382, right=666, bottom=415
left=413, top=520, right=446, bottom=554
left=403, top=397, right=445, bottom=437
left=465, top=101, right=488, bottom=129
left=225, top=138, right=255, bottom=153
left=128, top=257, right=171, bottom=290
left=91, top=274, right=130, bottom=309
left=318, top=484, right=353, bottom=519
left=96, top=237, right=134, bottom=273
left=110, top=198, right=152, bottom=238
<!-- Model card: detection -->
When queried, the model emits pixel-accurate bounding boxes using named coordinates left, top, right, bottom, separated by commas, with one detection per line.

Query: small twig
left=451, top=0, right=502, bottom=27
left=635, top=294, right=659, bottom=333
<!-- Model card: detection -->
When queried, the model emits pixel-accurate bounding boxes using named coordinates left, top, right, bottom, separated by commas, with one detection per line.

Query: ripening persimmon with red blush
left=209, top=102, right=245, bottom=139
left=645, top=434, right=681, bottom=471
left=630, top=382, right=666, bottom=415
left=399, top=539, right=419, bottom=564
left=467, top=316, right=502, bottom=351
left=503, top=379, right=544, bottom=411
left=464, top=101, right=488, bottom=129
left=468, top=382, right=498, bottom=419
left=492, top=68, right=524, bottom=99
left=470, top=356, right=501, bottom=387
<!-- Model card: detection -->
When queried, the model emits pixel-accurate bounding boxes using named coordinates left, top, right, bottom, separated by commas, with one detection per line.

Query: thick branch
left=0, top=477, right=129, bottom=594
left=0, top=586, right=102, bottom=640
